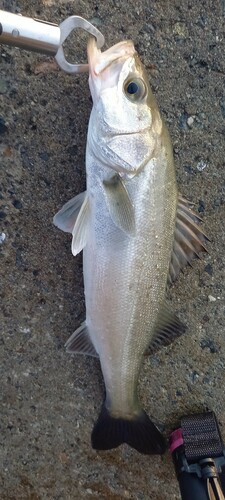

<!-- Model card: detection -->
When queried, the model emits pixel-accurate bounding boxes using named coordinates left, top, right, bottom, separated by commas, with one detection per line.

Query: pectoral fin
left=65, top=321, right=98, bottom=357
left=168, top=195, right=209, bottom=284
left=53, top=191, right=86, bottom=233
left=146, top=304, right=186, bottom=355
left=102, top=174, right=135, bottom=236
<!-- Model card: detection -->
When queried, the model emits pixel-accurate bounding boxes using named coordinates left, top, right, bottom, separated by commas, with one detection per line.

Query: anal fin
left=147, top=304, right=186, bottom=355
left=65, top=322, right=98, bottom=358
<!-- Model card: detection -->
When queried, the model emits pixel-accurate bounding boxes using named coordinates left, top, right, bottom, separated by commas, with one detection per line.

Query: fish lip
left=111, top=126, right=151, bottom=137
left=87, top=37, right=136, bottom=76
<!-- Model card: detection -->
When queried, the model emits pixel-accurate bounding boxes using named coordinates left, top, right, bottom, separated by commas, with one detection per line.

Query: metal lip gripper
left=0, top=10, right=105, bottom=73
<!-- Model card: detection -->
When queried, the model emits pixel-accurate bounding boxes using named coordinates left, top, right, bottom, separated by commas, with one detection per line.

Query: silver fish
left=54, top=38, right=208, bottom=454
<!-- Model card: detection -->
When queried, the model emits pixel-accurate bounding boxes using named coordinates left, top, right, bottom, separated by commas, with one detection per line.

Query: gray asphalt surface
left=1, top=0, right=225, bottom=498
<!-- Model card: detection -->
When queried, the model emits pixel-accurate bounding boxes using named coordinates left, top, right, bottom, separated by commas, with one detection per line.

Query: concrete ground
left=1, top=0, right=224, bottom=498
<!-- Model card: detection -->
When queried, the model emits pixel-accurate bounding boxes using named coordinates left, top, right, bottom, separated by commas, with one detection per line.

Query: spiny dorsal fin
left=53, top=191, right=86, bottom=233
left=102, top=174, right=135, bottom=236
left=65, top=321, right=98, bottom=357
left=147, top=304, right=186, bottom=355
left=168, top=194, right=209, bottom=284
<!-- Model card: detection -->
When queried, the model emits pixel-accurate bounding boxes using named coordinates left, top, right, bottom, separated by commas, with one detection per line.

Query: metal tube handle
left=0, top=10, right=60, bottom=55
left=0, top=10, right=105, bottom=73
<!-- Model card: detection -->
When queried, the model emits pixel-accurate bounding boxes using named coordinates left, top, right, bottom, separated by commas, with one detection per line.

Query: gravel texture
left=1, top=1, right=225, bottom=499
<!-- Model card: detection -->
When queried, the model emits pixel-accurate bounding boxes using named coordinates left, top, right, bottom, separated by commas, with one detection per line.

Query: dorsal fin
left=168, top=195, right=209, bottom=284
left=146, top=303, right=186, bottom=355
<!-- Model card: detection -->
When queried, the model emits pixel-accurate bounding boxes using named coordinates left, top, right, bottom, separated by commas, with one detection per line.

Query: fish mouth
left=87, top=38, right=136, bottom=76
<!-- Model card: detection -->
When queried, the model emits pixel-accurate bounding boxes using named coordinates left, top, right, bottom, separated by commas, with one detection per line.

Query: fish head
left=87, top=38, right=163, bottom=177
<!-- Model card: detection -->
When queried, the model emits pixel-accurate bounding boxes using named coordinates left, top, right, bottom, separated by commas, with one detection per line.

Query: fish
left=53, top=38, right=208, bottom=455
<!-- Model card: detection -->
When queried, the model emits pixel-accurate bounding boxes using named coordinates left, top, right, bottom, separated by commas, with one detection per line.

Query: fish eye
left=124, top=77, right=147, bottom=102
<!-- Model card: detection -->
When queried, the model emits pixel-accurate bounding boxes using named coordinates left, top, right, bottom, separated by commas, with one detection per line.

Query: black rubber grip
left=181, top=412, right=224, bottom=461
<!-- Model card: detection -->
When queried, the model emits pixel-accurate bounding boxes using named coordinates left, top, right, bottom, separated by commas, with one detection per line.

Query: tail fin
left=91, top=404, right=166, bottom=455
